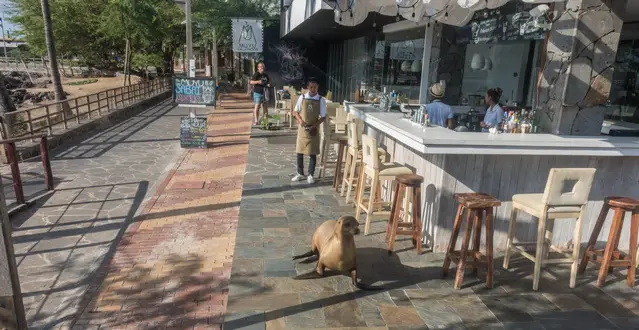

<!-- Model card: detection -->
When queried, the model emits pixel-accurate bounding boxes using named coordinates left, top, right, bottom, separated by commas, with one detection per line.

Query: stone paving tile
left=66, top=94, right=253, bottom=329
left=225, top=125, right=639, bottom=329
left=10, top=99, right=186, bottom=329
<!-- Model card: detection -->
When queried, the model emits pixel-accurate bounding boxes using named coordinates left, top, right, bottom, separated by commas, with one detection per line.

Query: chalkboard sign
left=455, top=2, right=546, bottom=45
left=173, top=77, right=216, bottom=106
left=180, top=116, right=208, bottom=148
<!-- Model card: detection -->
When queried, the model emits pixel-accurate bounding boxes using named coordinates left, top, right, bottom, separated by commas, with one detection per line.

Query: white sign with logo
left=189, top=59, right=196, bottom=77
left=232, top=18, right=264, bottom=53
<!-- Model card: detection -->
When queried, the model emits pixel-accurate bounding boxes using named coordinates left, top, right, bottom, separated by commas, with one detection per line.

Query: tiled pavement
left=73, top=94, right=253, bottom=329
left=224, top=126, right=639, bottom=329
left=10, top=99, right=186, bottom=329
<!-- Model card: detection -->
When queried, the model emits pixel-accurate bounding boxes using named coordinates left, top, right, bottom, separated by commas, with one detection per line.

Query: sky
left=0, top=0, right=17, bottom=37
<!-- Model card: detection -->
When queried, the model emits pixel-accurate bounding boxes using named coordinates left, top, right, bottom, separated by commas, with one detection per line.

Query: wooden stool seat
left=578, top=196, right=638, bottom=288
left=386, top=174, right=424, bottom=254
left=454, top=193, right=501, bottom=208
left=443, top=192, right=501, bottom=289
left=605, top=196, right=639, bottom=211
left=396, top=174, right=423, bottom=185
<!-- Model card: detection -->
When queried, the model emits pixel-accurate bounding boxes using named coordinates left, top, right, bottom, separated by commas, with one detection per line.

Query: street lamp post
left=175, top=0, right=193, bottom=77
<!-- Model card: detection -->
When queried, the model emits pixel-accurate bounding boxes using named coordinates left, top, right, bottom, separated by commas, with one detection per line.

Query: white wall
left=461, top=42, right=531, bottom=105
left=281, top=0, right=331, bottom=37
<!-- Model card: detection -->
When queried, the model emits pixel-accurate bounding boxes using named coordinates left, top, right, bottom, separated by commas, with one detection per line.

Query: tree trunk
left=0, top=74, right=16, bottom=140
left=123, top=38, right=130, bottom=86
left=40, top=0, right=69, bottom=116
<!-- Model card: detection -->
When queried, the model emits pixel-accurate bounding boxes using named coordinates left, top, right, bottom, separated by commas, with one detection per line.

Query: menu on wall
left=455, top=2, right=546, bottom=44
left=390, top=39, right=425, bottom=61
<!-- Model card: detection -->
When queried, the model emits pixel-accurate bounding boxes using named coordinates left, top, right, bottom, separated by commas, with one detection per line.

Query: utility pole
left=185, top=0, right=194, bottom=77
left=212, top=28, right=218, bottom=79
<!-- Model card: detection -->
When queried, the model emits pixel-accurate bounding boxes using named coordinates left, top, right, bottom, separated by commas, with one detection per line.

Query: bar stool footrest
left=447, top=251, right=489, bottom=268
left=585, top=249, right=632, bottom=267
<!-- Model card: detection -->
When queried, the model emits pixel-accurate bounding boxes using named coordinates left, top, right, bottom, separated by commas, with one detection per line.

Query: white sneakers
left=291, top=174, right=315, bottom=184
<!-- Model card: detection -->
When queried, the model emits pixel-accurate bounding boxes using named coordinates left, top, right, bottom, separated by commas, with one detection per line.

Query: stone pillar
left=538, top=0, right=626, bottom=135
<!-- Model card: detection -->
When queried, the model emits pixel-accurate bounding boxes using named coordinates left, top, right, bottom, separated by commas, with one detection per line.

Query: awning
left=327, top=0, right=564, bottom=28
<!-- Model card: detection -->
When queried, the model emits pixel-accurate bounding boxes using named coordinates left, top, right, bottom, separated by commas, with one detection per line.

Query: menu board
left=455, top=2, right=546, bottom=44
left=173, top=77, right=216, bottom=106
left=180, top=116, right=208, bottom=149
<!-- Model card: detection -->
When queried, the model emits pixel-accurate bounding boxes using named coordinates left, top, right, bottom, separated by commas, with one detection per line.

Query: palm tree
left=40, top=0, right=70, bottom=114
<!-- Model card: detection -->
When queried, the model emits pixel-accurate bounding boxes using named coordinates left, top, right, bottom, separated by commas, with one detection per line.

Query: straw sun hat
left=429, top=83, right=445, bottom=99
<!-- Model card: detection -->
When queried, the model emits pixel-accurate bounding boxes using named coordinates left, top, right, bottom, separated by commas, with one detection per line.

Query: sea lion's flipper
left=350, top=269, right=384, bottom=291
left=292, top=250, right=315, bottom=260
left=293, top=270, right=323, bottom=280
left=298, top=255, right=319, bottom=264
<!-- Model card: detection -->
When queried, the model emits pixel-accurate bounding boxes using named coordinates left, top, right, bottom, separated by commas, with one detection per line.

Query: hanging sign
left=232, top=18, right=264, bottom=53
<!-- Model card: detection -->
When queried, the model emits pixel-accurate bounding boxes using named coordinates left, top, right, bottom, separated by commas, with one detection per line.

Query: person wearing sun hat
left=425, top=83, right=454, bottom=129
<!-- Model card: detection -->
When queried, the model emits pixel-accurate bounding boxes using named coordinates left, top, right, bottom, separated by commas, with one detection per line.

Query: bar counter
left=349, top=104, right=639, bottom=253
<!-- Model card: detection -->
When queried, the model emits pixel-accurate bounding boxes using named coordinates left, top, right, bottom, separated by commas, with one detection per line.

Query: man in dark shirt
left=250, top=62, right=270, bottom=125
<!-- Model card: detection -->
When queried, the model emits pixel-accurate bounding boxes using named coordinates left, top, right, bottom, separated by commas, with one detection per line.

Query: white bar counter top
left=349, top=104, right=639, bottom=156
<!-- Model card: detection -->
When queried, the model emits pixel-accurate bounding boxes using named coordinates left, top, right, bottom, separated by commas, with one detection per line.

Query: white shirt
left=294, top=92, right=327, bottom=118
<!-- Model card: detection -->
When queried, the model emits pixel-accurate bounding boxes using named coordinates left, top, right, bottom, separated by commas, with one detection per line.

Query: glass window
left=377, top=27, right=426, bottom=104
left=608, top=40, right=639, bottom=124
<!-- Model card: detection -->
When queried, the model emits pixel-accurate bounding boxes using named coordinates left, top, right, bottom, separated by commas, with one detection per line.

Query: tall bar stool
left=443, top=193, right=501, bottom=289
left=578, top=196, right=638, bottom=288
left=503, top=168, right=596, bottom=291
left=356, top=135, right=412, bottom=235
left=340, top=121, right=386, bottom=203
left=387, top=174, right=424, bottom=254
left=317, top=119, right=345, bottom=179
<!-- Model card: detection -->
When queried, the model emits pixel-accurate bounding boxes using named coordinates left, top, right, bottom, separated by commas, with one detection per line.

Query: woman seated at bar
left=480, top=88, right=505, bottom=132
left=425, top=83, right=454, bottom=129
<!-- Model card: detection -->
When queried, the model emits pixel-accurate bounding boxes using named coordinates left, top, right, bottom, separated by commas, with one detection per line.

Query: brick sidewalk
left=74, top=94, right=253, bottom=329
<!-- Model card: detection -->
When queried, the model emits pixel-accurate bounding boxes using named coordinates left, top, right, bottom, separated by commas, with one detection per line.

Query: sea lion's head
left=336, top=215, right=360, bottom=235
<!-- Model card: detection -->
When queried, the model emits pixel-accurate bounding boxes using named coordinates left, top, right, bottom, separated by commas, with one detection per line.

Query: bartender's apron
left=295, top=97, right=321, bottom=155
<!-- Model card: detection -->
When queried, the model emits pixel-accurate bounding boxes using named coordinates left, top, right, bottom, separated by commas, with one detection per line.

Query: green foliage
left=132, top=52, right=164, bottom=71
left=192, top=0, right=279, bottom=49
left=8, top=0, right=278, bottom=70
left=9, top=0, right=183, bottom=70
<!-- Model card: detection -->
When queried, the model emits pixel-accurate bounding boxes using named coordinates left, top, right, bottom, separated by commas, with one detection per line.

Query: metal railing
left=0, top=78, right=172, bottom=142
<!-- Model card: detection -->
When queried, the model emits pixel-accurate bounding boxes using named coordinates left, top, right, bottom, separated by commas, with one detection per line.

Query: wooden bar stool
left=386, top=174, right=424, bottom=254
left=332, top=137, right=348, bottom=191
left=443, top=193, right=501, bottom=289
left=578, top=196, right=639, bottom=288
left=356, top=135, right=412, bottom=235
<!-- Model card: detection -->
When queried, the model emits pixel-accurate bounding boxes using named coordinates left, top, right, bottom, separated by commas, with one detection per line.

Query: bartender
left=425, top=83, right=454, bottom=129
left=291, top=77, right=326, bottom=184
left=480, top=88, right=504, bottom=132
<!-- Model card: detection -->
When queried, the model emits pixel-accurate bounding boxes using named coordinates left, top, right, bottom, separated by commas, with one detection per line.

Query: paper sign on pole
left=232, top=18, right=264, bottom=53
left=189, top=59, right=196, bottom=77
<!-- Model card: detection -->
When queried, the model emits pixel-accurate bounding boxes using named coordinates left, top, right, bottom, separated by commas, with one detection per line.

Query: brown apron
left=295, top=97, right=322, bottom=155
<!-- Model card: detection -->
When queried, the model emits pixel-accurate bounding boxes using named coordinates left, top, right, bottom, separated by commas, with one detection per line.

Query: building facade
left=281, top=0, right=639, bottom=136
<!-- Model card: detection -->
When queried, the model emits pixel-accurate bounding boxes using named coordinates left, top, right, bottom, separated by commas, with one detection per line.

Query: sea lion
left=292, top=216, right=382, bottom=291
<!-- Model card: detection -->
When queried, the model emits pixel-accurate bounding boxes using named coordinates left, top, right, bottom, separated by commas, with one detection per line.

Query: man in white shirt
left=291, top=78, right=326, bottom=184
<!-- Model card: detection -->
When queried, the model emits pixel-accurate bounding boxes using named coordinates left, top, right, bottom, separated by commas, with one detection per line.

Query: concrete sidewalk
left=74, top=94, right=253, bottom=329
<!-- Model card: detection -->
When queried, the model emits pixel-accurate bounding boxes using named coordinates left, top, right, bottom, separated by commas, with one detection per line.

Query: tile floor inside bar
left=224, top=127, right=639, bottom=330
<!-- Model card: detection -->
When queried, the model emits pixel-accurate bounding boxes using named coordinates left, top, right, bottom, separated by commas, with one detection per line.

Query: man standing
left=425, top=83, right=455, bottom=129
left=291, top=78, right=326, bottom=184
left=249, top=62, right=270, bottom=125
